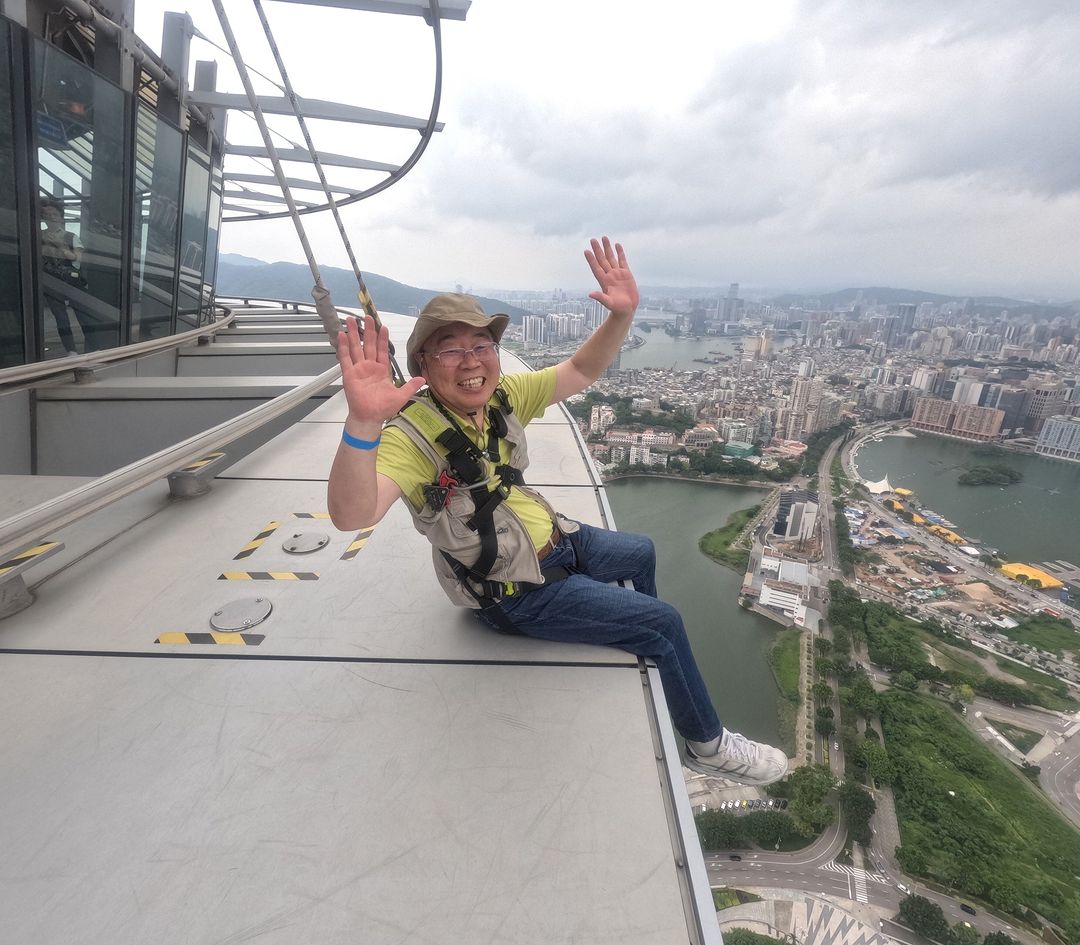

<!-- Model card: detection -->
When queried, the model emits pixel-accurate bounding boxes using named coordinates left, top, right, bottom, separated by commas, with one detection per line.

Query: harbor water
left=619, top=330, right=797, bottom=371
left=606, top=477, right=783, bottom=747
left=853, top=432, right=1080, bottom=565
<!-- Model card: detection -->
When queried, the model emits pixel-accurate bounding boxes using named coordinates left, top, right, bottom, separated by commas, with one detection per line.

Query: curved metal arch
left=221, top=1, right=444, bottom=223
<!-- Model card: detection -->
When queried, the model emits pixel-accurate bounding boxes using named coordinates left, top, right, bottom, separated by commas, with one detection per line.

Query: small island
left=957, top=463, right=1023, bottom=486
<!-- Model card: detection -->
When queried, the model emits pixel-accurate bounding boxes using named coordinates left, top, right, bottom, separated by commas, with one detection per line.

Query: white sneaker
left=684, top=729, right=789, bottom=786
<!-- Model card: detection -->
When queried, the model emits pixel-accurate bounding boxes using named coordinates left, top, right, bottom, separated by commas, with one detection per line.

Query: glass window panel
left=200, top=160, right=223, bottom=325
left=130, top=105, right=182, bottom=341
left=0, top=19, right=25, bottom=368
left=175, top=144, right=210, bottom=331
left=31, top=36, right=125, bottom=357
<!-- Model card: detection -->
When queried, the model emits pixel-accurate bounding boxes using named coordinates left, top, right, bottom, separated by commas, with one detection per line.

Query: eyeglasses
left=424, top=342, right=500, bottom=367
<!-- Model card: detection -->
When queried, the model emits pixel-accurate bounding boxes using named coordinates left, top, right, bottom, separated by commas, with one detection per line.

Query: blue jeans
left=475, top=522, right=722, bottom=743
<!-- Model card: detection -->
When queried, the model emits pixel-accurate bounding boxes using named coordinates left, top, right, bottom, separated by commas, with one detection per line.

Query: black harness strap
left=444, top=530, right=590, bottom=634
left=427, top=389, right=527, bottom=581
left=421, top=388, right=587, bottom=632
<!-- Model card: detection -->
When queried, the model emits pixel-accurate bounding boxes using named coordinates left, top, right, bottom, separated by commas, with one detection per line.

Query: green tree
left=812, top=681, right=833, bottom=705
left=695, top=810, right=746, bottom=850
left=786, top=764, right=836, bottom=836
left=744, top=810, right=796, bottom=848
left=899, top=894, right=951, bottom=943
left=894, top=670, right=919, bottom=691
left=815, top=716, right=836, bottom=737
left=859, top=739, right=894, bottom=784
left=983, top=933, right=1020, bottom=945
left=815, top=657, right=836, bottom=677
left=954, top=683, right=975, bottom=704
left=840, top=675, right=878, bottom=718
left=839, top=781, right=876, bottom=846
left=951, top=923, right=981, bottom=945
left=725, top=930, right=789, bottom=945
left=896, top=843, right=929, bottom=875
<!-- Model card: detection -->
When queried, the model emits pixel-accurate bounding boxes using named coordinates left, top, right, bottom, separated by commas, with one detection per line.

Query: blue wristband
left=342, top=429, right=381, bottom=451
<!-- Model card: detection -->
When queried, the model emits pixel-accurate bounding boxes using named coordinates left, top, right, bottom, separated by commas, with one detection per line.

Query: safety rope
left=209, top=0, right=343, bottom=348
left=250, top=0, right=407, bottom=383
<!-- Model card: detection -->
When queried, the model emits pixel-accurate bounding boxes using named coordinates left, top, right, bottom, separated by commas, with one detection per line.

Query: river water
left=853, top=433, right=1080, bottom=564
left=605, top=477, right=783, bottom=746
left=619, top=330, right=797, bottom=371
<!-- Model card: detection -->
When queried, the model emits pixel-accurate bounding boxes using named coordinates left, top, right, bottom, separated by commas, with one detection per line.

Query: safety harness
left=408, top=388, right=586, bottom=632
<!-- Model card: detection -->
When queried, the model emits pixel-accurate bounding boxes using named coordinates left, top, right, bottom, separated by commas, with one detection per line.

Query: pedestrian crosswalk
left=819, top=860, right=890, bottom=890
left=853, top=867, right=868, bottom=903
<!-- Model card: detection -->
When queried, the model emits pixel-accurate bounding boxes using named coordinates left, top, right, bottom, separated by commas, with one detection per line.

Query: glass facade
left=175, top=145, right=210, bottom=330
left=0, top=15, right=225, bottom=372
left=0, top=19, right=24, bottom=368
left=32, top=35, right=126, bottom=356
left=202, top=161, right=224, bottom=323
left=131, top=106, right=182, bottom=341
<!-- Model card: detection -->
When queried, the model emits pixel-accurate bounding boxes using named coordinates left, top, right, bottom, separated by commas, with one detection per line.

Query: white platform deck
left=0, top=310, right=718, bottom=944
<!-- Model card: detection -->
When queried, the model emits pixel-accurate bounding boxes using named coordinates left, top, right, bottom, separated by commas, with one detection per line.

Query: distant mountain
left=768, top=286, right=955, bottom=308
left=766, top=286, right=1076, bottom=316
left=215, top=257, right=530, bottom=319
left=219, top=253, right=266, bottom=268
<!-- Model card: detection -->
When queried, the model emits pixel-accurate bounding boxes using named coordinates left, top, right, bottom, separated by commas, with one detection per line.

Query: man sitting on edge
left=327, top=237, right=788, bottom=786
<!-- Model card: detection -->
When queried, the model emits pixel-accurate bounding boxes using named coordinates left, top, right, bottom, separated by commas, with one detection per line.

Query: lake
left=853, top=432, right=1080, bottom=565
left=605, top=476, right=783, bottom=746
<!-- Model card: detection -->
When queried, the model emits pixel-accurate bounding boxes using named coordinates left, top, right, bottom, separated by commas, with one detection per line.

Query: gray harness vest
left=386, top=391, right=581, bottom=614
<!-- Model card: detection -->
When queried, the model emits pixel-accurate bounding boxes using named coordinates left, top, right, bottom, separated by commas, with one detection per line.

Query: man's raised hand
left=584, top=236, right=639, bottom=319
left=336, top=315, right=425, bottom=425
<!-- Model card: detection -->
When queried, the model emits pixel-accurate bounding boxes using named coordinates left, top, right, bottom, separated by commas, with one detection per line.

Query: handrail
left=0, top=305, right=235, bottom=389
left=0, top=361, right=342, bottom=564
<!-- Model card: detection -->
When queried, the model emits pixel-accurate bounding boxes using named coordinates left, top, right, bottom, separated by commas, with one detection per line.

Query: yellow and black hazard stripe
left=178, top=451, right=225, bottom=473
left=293, top=512, right=332, bottom=519
left=233, top=521, right=281, bottom=560
left=340, top=526, right=375, bottom=561
left=156, top=632, right=265, bottom=646
left=218, top=571, right=319, bottom=581
left=0, top=541, right=62, bottom=577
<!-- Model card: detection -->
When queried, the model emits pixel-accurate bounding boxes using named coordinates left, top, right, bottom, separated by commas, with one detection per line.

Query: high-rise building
left=953, top=403, right=1005, bottom=441
left=991, top=387, right=1029, bottom=436
left=952, top=378, right=985, bottom=406
left=911, top=397, right=1003, bottom=442
left=896, top=304, right=916, bottom=335
left=790, top=377, right=821, bottom=414
left=589, top=404, right=616, bottom=435
left=910, top=366, right=940, bottom=394
left=523, top=315, right=548, bottom=345
left=1026, top=383, right=1067, bottom=432
left=1035, top=415, right=1080, bottom=462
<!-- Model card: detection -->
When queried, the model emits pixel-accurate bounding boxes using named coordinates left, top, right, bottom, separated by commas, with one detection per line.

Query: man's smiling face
left=419, top=323, right=501, bottom=418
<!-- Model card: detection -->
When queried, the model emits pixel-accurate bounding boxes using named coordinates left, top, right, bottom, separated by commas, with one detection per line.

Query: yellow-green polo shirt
left=377, top=367, right=558, bottom=551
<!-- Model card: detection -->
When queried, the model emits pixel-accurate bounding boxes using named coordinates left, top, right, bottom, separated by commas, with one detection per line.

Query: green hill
left=215, top=256, right=529, bottom=320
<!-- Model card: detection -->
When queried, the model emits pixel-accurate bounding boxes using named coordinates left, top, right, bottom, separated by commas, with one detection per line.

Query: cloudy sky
left=136, top=1, right=1080, bottom=300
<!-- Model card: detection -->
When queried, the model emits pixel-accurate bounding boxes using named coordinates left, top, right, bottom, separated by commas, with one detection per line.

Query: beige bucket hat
left=406, top=293, right=510, bottom=377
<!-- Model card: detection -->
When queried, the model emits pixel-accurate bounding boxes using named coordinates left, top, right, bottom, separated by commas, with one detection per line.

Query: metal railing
left=0, top=304, right=235, bottom=388
left=0, top=298, right=366, bottom=564
left=0, top=359, right=342, bottom=565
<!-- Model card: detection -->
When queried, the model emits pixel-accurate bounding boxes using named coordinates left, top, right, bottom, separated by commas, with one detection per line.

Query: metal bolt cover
left=282, top=531, right=330, bottom=554
left=210, top=597, right=273, bottom=631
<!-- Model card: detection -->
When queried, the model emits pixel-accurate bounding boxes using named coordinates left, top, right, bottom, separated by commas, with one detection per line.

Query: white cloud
left=139, top=0, right=1080, bottom=298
